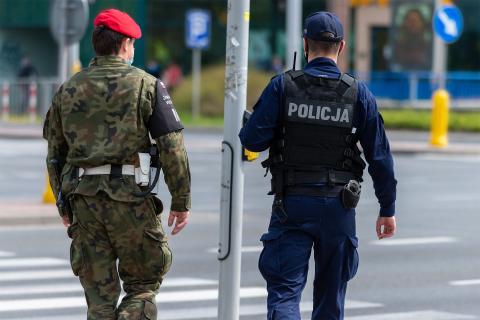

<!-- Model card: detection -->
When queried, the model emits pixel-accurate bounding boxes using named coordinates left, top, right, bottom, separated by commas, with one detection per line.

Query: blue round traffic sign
left=433, top=5, right=463, bottom=44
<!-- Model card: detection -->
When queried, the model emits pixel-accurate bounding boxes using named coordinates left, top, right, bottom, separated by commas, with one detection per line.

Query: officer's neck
left=307, top=53, right=338, bottom=64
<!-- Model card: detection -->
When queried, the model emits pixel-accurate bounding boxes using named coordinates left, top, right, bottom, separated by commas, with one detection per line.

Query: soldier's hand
left=61, top=215, right=71, bottom=227
left=168, top=211, right=190, bottom=235
left=376, top=216, right=396, bottom=240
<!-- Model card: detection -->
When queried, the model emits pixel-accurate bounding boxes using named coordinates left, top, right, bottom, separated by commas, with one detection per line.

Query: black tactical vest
left=264, top=70, right=366, bottom=196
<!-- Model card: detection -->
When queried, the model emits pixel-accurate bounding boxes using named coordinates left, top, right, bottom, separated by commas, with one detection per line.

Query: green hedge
left=379, top=109, right=480, bottom=132
left=172, top=64, right=273, bottom=117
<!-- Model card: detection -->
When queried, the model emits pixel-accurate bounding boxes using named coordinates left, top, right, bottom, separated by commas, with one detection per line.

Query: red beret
left=94, top=9, right=141, bottom=39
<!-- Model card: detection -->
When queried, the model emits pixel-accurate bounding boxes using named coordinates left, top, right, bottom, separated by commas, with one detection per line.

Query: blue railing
left=357, top=72, right=480, bottom=101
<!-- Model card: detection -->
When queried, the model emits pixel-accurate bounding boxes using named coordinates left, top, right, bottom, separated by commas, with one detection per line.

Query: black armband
left=148, top=80, right=184, bottom=138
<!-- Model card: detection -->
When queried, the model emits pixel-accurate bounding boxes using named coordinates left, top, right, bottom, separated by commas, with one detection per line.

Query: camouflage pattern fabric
left=43, top=55, right=191, bottom=210
left=69, top=192, right=171, bottom=320
left=43, top=55, right=191, bottom=319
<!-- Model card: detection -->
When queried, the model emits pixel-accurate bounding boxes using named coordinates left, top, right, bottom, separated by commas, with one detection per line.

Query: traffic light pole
left=217, top=0, right=250, bottom=319
left=433, top=0, right=448, bottom=89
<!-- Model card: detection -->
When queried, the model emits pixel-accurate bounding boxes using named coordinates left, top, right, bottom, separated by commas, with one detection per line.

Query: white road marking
left=0, top=277, right=218, bottom=296
left=153, top=300, right=380, bottom=320
left=450, top=279, right=480, bottom=286
left=416, top=154, right=480, bottom=164
left=0, top=251, right=15, bottom=257
left=372, top=237, right=458, bottom=246
left=345, top=310, right=476, bottom=320
left=0, top=287, right=267, bottom=312
left=3, top=300, right=381, bottom=319
left=207, top=246, right=263, bottom=253
left=157, top=287, right=266, bottom=303
left=0, top=257, right=68, bottom=268
left=0, top=269, right=72, bottom=282
left=433, top=194, right=479, bottom=202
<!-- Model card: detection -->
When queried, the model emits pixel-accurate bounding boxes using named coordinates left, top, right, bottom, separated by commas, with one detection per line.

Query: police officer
left=43, top=9, right=191, bottom=320
left=239, top=12, right=397, bottom=320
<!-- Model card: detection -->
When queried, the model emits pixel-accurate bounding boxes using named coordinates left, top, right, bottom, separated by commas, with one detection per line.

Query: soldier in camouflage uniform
left=43, top=9, right=191, bottom=320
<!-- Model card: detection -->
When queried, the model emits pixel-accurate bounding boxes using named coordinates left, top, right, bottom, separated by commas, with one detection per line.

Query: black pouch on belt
left=151, top=196, right=164, bottom=215
left=341, top=180, right=361, bottom=209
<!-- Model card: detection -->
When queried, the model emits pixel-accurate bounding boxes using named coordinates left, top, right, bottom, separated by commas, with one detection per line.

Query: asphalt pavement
left=0, top=129, right=479, bottom=319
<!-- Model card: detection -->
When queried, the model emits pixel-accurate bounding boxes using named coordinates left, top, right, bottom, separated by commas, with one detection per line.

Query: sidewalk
left=0, top=121, right=43, bottom=139
left=0, top=200, right=59, bottom=226
left=2, top=121, right=479, bottom=154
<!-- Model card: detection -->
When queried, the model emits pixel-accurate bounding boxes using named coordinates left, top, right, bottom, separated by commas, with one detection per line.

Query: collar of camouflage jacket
left=89, top=55, right=129, bottom=67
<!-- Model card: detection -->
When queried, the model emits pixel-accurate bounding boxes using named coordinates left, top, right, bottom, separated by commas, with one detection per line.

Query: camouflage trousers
left=68, top=192, right=172, bottom=320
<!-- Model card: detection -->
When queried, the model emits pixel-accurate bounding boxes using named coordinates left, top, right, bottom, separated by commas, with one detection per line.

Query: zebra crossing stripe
left=206, top=246, right=263, bottom=253
left=0, top=287, right=266, bottom=312
left=0, top=269, right=72, bottom=282
left=131, top=300, right=381, bottom=320
left=2, top=309, right=478, bottom=320
left=372, top=237, right=458, bottom=246
left=0, top=277, right=218, bottom=296
left=450, top=279, right=480, bottom=286
left=345, top=310, right=476, bottom=320
left=0, top=258, right=68, bottom=268
left=0, top=251, right=14, bottom=257
left=2, top=300, right=382, bottom=319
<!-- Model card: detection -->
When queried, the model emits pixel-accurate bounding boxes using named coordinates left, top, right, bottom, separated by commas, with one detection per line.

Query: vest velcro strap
left=273, top=154, right=284, bottom=164
left=344, top=148, right=355, bottom=158
left=275, top=139, right=285, bottom=149
left=345, top=134, right=354, bottom=144
left=285, top=169, right=355, bottom=186
left=285, top=185, right=343, bottom=197
left=341, top=159, right=353, bottom=170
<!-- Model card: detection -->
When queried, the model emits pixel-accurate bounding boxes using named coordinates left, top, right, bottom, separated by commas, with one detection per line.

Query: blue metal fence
left=358, top=72, right=480, bottom=101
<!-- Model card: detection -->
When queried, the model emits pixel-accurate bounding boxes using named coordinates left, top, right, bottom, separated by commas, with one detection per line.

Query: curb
left=1, top=123, right=479, bottom=155
left=0, top=202, right=59, bottom=226
left=390, top=142, right=480, bottom=155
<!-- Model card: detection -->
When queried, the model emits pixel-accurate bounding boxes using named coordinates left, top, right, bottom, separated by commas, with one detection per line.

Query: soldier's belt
left=79, top=164, right=135, bottom=177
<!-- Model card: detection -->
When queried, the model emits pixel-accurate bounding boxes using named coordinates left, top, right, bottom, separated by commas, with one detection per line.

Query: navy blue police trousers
left=258, top=195, right=359, bottom=320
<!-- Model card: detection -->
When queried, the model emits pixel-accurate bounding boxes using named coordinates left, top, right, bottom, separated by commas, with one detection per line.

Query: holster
left=341, top=180, right=361, bottom=209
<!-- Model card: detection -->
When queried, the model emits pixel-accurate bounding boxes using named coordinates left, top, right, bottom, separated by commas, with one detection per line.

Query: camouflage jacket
left=43, top=55, right=191, bottom=213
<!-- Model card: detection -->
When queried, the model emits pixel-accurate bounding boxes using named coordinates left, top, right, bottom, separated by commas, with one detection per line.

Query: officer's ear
left=303, top=38, right=309, bottom=63
left=338, top=40, right=346, bottom=56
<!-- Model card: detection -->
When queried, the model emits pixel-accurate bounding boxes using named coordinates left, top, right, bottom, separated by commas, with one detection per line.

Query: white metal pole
left=286, top=0, right=302, bottom=70
left=432, top=0, right=447, bottom=89
left=192, top=49, right=202, bottom=119
left=58, top=0, right=68, bottom=84
left=67, top=42, right=80, bottom=76
left=218, top=0, right=250, bottom=319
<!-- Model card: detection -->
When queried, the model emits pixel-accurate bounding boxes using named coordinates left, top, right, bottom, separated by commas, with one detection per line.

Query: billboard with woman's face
left=390, top=0, right=434, bottom=71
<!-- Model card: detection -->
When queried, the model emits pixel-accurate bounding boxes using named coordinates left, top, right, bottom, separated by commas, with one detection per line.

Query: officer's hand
left=376, top=216, right=396, bottom=240
left=168, top=211, right=190, bottom=235
left=61, top=215, right=71, bottom=228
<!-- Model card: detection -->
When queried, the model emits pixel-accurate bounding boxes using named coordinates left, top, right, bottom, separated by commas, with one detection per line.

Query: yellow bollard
left=430, top=89, right=449, bottom=148
left=42, top=174, right=56, bottom=204
left=71, top=60, right=82, bottom=75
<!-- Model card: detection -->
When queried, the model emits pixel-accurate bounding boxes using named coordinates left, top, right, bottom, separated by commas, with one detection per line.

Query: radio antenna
left=292, top=51, right=297, bottom=70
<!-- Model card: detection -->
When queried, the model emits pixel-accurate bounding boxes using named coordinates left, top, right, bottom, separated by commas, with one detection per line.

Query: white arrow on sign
left=438, top=10, right=458, bottom=37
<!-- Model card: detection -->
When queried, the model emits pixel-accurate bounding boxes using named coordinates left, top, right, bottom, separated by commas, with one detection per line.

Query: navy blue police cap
left=303, top=11, right=344, bottom=42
